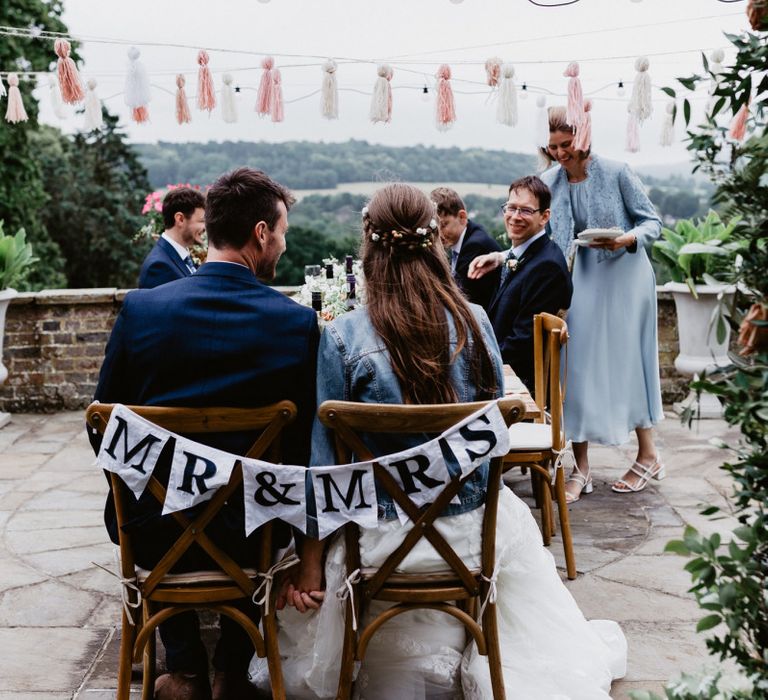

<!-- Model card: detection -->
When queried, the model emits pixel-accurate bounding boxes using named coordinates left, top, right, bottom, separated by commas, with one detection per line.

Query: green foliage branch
left=0, top=222, right=38, bottom=291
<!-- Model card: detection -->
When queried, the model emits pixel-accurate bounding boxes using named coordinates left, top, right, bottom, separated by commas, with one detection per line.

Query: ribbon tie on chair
left=551, top=440, right=574, bottom=485
left=336, top=568, right=362, bottom=631
left=251, top=553, right=301, bottom=615
left=92, top=561, right=142, bottom=625
left=478, top=560, right=501, bottom=624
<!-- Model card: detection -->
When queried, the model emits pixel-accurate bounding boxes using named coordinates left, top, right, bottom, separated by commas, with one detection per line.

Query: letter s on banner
left=242, top=459, right=308, bottom=536
left=98, top=404, right=168, bottom=498
left=441, top=400, right=510, bottom=476
left=310, top=462, right=378, bottom=539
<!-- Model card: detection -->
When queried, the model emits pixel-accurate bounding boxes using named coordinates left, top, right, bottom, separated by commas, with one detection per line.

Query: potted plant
left=652, top=211, right=741, bottom=415
left=0, top=222, right=38, bottom=396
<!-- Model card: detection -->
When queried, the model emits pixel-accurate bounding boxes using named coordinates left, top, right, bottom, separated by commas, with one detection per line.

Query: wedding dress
left=249, top=486, right=627, bottom=699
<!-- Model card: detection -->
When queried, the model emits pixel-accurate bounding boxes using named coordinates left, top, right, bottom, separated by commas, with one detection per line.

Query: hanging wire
left=527, top=0, right=581, bottom=5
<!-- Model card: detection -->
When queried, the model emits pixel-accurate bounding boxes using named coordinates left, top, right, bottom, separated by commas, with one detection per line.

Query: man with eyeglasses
left=468, top=175, right=572, bottom=390
left=431, top=186, right=502, bottom=311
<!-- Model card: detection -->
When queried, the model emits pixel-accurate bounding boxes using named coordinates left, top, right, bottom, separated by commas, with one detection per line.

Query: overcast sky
left=32, top=0, right=749, bottom=167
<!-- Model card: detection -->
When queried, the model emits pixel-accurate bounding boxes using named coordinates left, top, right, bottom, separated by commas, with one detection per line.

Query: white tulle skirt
left=250, top=487, right=626, bottom=699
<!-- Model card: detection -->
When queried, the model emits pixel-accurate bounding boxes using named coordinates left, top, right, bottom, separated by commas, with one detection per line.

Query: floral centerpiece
left=136, top=183, right=208, bottom=266
left=295, top=257, right=366, bottom=323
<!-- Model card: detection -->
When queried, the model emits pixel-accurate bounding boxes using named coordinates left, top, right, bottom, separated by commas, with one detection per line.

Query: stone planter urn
left=666, top=281, right=735, bottom=417
left=0, top=288, right=17, bottom=427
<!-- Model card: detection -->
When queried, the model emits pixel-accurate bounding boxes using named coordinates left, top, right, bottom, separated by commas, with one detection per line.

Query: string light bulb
left=617, top=80, right=625, bottom=97
left=421, top=85, right=430, bottom=102
left=449, top=0, right=464, bottom=4
left=520, top=82, right=528, bottom=100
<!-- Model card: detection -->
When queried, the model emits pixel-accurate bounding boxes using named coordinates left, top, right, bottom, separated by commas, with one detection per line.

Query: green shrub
left=0, top=221, right=38, bottom=291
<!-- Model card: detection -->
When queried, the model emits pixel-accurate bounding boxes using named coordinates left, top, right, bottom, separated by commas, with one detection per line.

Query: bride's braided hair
left=361, top=208, right=437, bottom=255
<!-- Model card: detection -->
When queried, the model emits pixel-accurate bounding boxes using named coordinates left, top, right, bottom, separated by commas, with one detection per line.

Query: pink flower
left=154, top=202, right=162, bottom=212
left=141, top=202, right=151, bottom=214
left=152, top=191, right=162, bottom=201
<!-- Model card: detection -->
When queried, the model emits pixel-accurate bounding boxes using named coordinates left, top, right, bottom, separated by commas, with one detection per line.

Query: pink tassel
left=256, top=56, right=274, bottom=115
left=625, top=110, right=640, bottom=153
left=573, top=99, right=592, bottom=151
left=729, top=101, right=749, bottom=141
left=270, top=68, right=284, bottom=122
left=436, top=64, right=456, bottom=131
left=176, top=74, right=192, bottom=124
left=485, top=57, right=502, bottom=87
left=564, top=61, right=583, bottom=128
left=197, top=50, right=216, bottom=112
left=5, top=74, right=28, bottom=123
left=54, top=38, right=85, bottom=104
left=133, top=106, right=150, bottom=124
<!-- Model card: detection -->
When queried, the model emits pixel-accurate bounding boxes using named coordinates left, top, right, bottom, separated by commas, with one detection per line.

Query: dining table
left=503, top=364, right=542, bottom=421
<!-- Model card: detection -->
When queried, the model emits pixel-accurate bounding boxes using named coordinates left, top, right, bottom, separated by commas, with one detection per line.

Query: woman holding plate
left=539, top=105, right=665, bottom=501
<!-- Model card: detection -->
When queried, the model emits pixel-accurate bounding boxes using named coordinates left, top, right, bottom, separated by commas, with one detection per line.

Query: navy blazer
left=487, top=235, right=573, bottom=390
left=138, top=236, right=191, bottom=289
left=454, top=220, right=502, bottom=310
left=92, top=262, right=320, bottom=557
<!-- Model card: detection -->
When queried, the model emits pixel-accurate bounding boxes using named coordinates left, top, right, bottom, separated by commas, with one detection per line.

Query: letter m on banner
left=97, top=404, right=168, bottom=498
left=311, top=462, right=378, bottom=538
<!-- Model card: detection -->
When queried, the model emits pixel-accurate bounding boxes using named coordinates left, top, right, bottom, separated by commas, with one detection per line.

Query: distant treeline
left=133, top=140, right=537, bottom=190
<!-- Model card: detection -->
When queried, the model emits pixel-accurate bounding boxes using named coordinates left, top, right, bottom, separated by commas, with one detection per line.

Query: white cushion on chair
left=507, top=423, right=552, bottom=451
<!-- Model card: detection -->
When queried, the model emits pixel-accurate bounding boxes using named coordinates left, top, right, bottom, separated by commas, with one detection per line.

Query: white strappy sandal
left=565, top=467, right=592, bottom=504
left=612, top=457, right=666, bottom=493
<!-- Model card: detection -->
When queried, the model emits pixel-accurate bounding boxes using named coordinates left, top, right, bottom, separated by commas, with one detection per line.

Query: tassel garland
left=5, top=74, right=28, bottom=123
left=175, top=74, right=192, bottom=124
left=271, top=68, right=284, bottom=122
left=729, top=101, right=750, bottom=141
left=125, top=47, right=151, bottom=123
left=221, top=74, right=238, bottom=123
left=659, top=100, right=674, bottom=147
left=370, top=64, right=393, bottom=123
left=435, top=64, right=456, bottom=131
left=48, top=75, right=67, bottom=119
left=625, top=109, right=640, bottom=153
left=573, top=99, right=592, bottom=152
left=485, top=57, right=502, bottom=87
left=256, top=56, right=275, bottom=115
left=564, top=62, right=584, bottom=128
left=629, top=56, right=652, bottom=123
left=54, top=38, right=85, bottom=104
left=0, top=77, right=6, bottom=98
left=321, top=59, right=338, bottom=119
left=496, top=63, right=518, bottom=127
left=84, top=79, right=104, bottom=130
left=197, top=50, right=216, bottom=112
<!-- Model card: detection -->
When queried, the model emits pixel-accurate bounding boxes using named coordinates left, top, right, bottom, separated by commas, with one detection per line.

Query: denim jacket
left=309, top=304, right=504, bottom=525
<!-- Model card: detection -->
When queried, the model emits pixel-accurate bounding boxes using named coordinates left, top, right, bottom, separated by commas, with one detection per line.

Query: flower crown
left=361, top=206, right=438, bottom=252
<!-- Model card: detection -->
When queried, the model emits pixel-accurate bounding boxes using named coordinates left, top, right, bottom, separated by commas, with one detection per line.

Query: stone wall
left=0, top=288, right=689, bottom=412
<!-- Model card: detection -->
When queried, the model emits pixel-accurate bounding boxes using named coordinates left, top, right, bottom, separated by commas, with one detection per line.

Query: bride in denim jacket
left=251, top=184, right=625, bottom=699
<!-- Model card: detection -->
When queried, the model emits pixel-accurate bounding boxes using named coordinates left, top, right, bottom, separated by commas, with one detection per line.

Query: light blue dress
left=541, top=155, right=664, bottom=445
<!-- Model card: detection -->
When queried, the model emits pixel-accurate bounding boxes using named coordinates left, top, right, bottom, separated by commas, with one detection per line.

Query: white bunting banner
left=162, top=436, right=238, bottom=515
left=97, top=404, right=168, bottom=498
left=310, top=461, right=378, bottom=539
left=242, top=459, right=308, bottom=536
left=441, top=400, right=510, bottom=477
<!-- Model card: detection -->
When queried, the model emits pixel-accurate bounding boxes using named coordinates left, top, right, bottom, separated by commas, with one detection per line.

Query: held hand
left=589, top=233, right=636, bottom=251
left=468, top=252, right=504, bottom=280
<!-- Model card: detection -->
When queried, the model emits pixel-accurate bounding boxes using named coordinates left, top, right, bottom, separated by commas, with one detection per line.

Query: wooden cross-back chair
left=317, top=397, right=526, bottom=700
left=503, top=312, right=576, bottom=579
left=85, top=400, right=297, bottom=700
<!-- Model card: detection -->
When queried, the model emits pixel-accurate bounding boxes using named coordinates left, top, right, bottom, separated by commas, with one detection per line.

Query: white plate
left=577, top=228, right=624, bottom=241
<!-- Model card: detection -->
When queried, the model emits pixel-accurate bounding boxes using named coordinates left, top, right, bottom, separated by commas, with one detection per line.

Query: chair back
left=317, top=397, right=524, bottom=599
left=532, top=312, right=569, bottom=452
left=85, top=401, right=297, bottom=602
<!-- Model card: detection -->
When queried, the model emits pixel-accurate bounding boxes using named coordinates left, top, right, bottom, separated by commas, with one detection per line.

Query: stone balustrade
left=0, top=288, right=689, bottom=412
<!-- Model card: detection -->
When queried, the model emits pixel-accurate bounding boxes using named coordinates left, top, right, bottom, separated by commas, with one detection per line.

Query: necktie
left=450, top=249, right=459, bottom=273
left=499, top=249, right=517, bottom=286
left=183, top=256, right=196, bottom=274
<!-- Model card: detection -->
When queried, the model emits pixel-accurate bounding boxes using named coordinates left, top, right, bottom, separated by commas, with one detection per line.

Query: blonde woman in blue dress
left=539, top=106, right=665, bottom=502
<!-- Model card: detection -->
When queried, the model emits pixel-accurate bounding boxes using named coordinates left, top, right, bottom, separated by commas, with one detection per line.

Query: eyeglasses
left=500, top=204, right=541, bottom=217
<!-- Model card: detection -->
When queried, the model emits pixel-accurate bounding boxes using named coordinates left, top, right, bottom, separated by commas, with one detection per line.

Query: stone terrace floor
left=0, top=410, right=742, bottom=699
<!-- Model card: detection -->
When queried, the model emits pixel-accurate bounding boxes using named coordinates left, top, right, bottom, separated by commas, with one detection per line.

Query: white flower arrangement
left=296, top=257, right=366, bottom=324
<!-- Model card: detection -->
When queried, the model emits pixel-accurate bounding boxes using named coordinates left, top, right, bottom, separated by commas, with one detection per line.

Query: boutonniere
left=506, top=258, right=519, bottom=272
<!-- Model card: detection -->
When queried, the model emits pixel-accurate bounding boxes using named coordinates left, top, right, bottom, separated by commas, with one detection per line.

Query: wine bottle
left=311, top=291, right=323, bottom=312
left=345, top=255, right=353, bottom=275
left=325, top=263, right=334, bottom=279
left=346, top=274, right=357, bottom=311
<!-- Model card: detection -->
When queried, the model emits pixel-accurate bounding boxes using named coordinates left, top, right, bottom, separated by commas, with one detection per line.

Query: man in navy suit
left=431, top=187, right=501, bottom=310
left=469, top=176, right=572, bottom=390
left=92, top=168, right=319, bottom=700
left=138, top=187, right=206, bottom=288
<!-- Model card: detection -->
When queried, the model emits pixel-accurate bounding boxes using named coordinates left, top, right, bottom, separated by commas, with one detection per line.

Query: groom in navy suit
left=469, top=176, right=572, bottom=390
left=138, top=187, right=206, bottom=288
left=92, top=168, right=319, bottom=700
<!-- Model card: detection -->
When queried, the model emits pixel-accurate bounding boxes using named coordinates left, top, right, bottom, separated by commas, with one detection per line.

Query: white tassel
left=48, top=74, right=67, bottom=119
left=221, top=74, right=238, bottom=123
left=496, top=63, right=518, bottom=127
left=321, top=59, right=338, bottom=119
left=629, top=56, right=652, bottom=124
left=369, top=64, right=393, bottom=124
left=84, top=79, right=103, bottom=130
left=124, top=46, right=151, bottom=123
left=625, top=107, right=640, bottom=153
left=659, top=100, right=674, bottom=147
left=535, top=95, right=550, bottom=172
